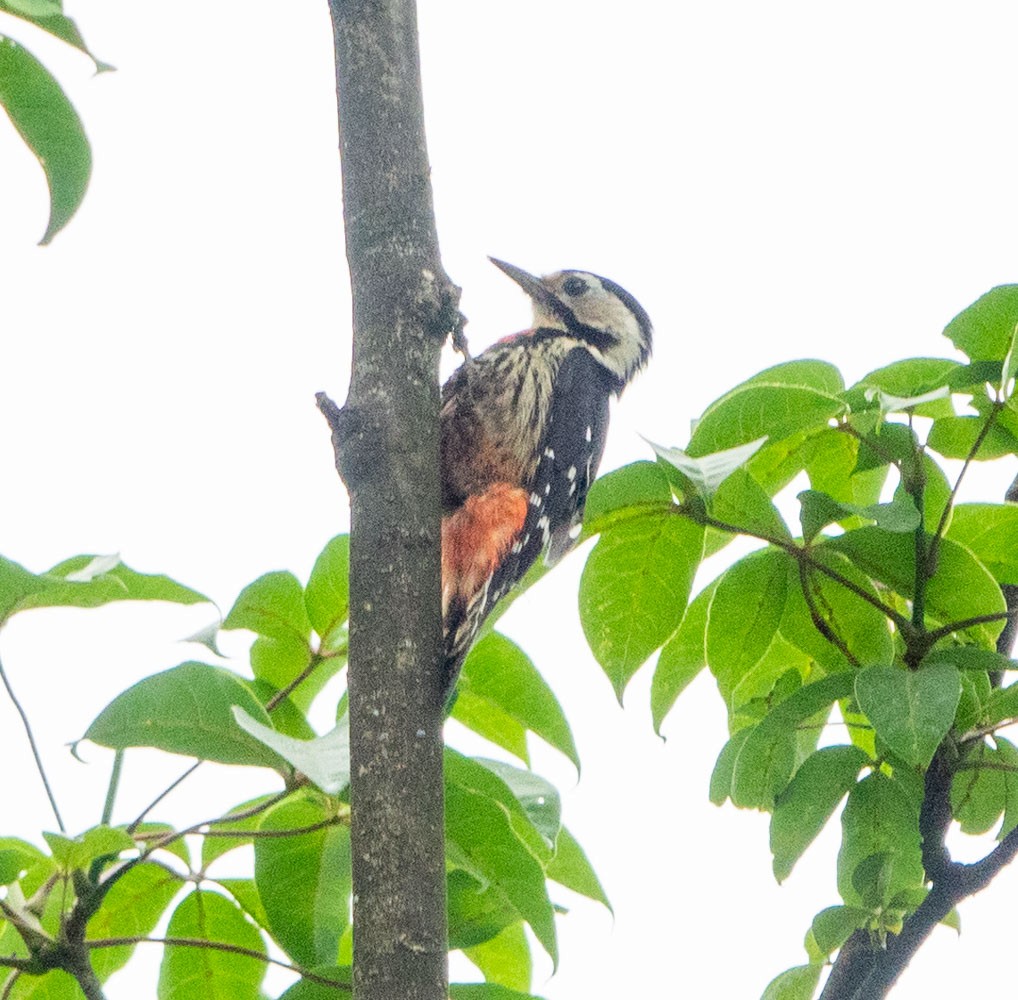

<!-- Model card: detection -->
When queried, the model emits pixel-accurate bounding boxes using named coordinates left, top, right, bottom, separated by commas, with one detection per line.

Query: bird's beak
left=488, top=257, right=554, bottom=308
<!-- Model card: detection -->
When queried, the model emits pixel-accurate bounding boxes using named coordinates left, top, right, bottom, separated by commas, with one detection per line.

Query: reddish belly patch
left=442, top=483, right=528, bottom=613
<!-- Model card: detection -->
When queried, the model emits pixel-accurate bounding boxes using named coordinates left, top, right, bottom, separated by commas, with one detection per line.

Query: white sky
left=3, top=1, right=1018, bottom=997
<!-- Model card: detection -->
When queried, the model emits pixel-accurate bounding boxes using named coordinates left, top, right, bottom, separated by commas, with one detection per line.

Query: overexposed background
left=2, top=2, right=1018, bottom=996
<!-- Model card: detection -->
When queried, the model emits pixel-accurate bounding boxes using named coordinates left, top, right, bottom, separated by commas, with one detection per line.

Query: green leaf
left=463, top=922, right=532, bottom=993
left=827, top=530, right=1006, bottom=645
left=232, top=708, right=349, bottom=794
left=199, top=796, right=278, bottom=869
left=456, top=633, right=579, bottom=770
left=651, top=580, right=717, bottom=733
left=84, top=662, right=283, bottom=769
left=732, top=673, right=856, bottom=810
left=546, top=826, right=610, bottom=911
left=923, top=646, right=1013, bottom=674
left=927, top=416, right=1018, bottom=460
left=476, top=758, right=561, bottom=847
left=3, top=971, right=82, bottom=999
left=779, top=550, right=893, bottom=672
left=955, top=669, right=993, bottom=733
left=947, top=503, right=1018, bottom=584
left=277, top=969, right=353, bottom=998
left=89, top=862, right=182, bottom=982
left=688, top=361, right=846, bottom=456
left=987, top=681, right=1018, bottom=727
left=449, top=986, right=545, bottom=1000
left=249, top=635, right=318, bottom=712
left=798, top=490, right=919, bottom=541
left=0, top=849, right=27, bottom=885
left=445, top=771, right=557, bottom=966
left=846, top=358, right=961, bottom=407
left=43, top=824, right=134, bottom=871
left=214, top=878, right=270, bottom=932
left=648, top=436, right=769, bottom=497
left=706, top=549, right=788, bottom=706
left=251, top=680, right=316, bottom=740
left=254, top=795, right=350, bottom=967
left=798, top=489, right=847, bottom=543
left=810, top=905, right=870, bottom=956
left=864, top=385, right=951, bottom=417
left=448, top=688, right=529, bottom=765
left=224, top=571, right=311, bottom=643
left=944, top=285, right=1018, bottom=363
left=951, top=741, right=1007, bottom=835
left=0, top=554, right=209, bottom=624
left=304, top=535, right=349, bottom=644
left=837, top=773, right=923, bottom=909
left=579, top=511, right=703, bottom=699
left=760, top=963, right=822, bottom=1000
left=0, top=36, right=90, bottom=243
left=771, top=746, right=869, bottom=882
left=582, top=460, right=673, bottom=534
left=0, top=2, right=111, bottom=70
left=855, top=664, right=961, bottom=769
left=994, top=737, right=1018, bottom=838
left=710, top=467, right=792, bottom=540
left=448, top=869, right=519, bottom=951
left=446, top=752, right=552, bottom=862
left=802, top=429, right=888, bottom=514
left=158, top=890, right=265, bottom=1000
left=709, top=728, right=750, bottom=805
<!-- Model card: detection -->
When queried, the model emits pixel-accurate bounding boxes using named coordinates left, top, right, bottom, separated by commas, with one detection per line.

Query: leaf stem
left=927, top=400, right=1004, bottom=572
left=87, top=936, right=351, bottom=990
left=0, top=653, right=65, bottom=832
left=797, top=560, right=860, bottom=667
left=126, top=761, right=203, bottom=834
left=100, top=750, right=123, bottom=826
left=691, top=509, right=913, bottom=632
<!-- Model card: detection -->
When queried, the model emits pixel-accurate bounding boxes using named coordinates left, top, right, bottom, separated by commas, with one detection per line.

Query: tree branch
left=822, top=472, right=1018, bottom=998
left=324, top=2, right=461, bottom=997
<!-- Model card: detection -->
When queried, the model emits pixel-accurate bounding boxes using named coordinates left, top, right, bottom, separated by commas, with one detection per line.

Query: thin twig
left=265, top=653, right=328, bottom=712
left=797, top=560, right=860, bottom=667
left=87, top=936, right=351, bottom=990
left=835, top=422, right=903, bottom=470
left=1, top=971, right=22, bottom=1000
left=0, top=654, right=64, bottom=832
left=927, top=400, right=1003, bottom=570
left=694, top=510, right=913, bottom=632
left=924, top=610, right=1014, bottom=646
left=140, top=788, right=292, bottom=856
left=200, top=817, right=339, bottom=839
left=126, top=761, right=202, bottom=834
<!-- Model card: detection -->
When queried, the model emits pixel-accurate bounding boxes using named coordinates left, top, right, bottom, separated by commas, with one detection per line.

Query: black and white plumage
left=439, top=258, right=652, bottom=698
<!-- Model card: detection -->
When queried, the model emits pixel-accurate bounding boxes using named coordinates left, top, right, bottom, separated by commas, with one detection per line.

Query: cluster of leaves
left=576, top=285, right=1018, bottom=997
left=0, top=0, right=108, bottom=243
left=0, top=537, right=604, bottom=998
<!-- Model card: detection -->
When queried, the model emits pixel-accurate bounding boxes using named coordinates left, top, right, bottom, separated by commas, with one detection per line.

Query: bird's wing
left=443, top=347, right=612, bottom=691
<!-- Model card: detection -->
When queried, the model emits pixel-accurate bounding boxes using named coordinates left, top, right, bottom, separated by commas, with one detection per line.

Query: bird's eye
left=562, top=276, right=588, bottom=297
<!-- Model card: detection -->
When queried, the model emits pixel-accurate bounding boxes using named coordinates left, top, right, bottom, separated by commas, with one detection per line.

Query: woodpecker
left=440, top=258, right=653, bottom=698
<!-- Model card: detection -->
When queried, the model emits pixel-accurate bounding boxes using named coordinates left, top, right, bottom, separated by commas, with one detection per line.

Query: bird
left=439, top=257, right=653, bottom=699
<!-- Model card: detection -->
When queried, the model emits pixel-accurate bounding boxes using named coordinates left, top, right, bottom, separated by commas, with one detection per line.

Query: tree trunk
left=324, top=2, right=461, bottom=997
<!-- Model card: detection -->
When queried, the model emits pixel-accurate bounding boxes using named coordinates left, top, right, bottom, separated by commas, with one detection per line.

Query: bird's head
left=489, top=257, right=653, bottom=387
